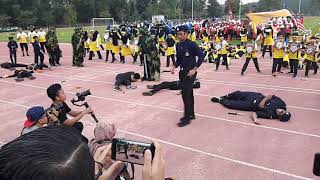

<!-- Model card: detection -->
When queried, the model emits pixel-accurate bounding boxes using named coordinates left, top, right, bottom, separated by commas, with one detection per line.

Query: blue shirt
left=174, top=39, right=204, bottom=70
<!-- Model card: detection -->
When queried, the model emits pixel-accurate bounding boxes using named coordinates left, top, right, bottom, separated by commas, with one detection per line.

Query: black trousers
left=150, top=81, right=178, bottom=94
left=16, top=71, right=33, bottom=79
left=289, top=59, right=299, bottom=76
left=220, top=91, right=262, bottom=111
left=241, top=58, right=260, bottom=73
left=9, top=51, right=17, bottom=64
left=262, top=45, right=272, bottom=58
left=20, top=43, right=28, bottom=55
left=106, top=50, right=111, bottom=61
left=216, top=54, right=228, bottom=70
left=272, top=58, right=283, bottom=73
left=179, top=70, right=197, bottom=117
left=34, top=52, right=44, bottom=65
left=305, top=60, right=319, bottom=76
left=120, top=55, right=126, bottom=63
left=133, top=54, right=143, bottom=64
left=89, top=51, right=102, bottom=60
left=40, top=42, right=46, bottom=53
left=142, top=54, right=151, bottom=80
left=166, top=54, right=175, bottom=67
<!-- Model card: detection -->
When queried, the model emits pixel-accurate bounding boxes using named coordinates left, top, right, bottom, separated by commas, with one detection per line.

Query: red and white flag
left=293, top=16, right=307, bottom=33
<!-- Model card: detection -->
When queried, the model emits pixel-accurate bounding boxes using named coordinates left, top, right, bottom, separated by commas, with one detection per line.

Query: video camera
left=71, top=89, right=98, bottom=123
left=72, top=89, right=91, bottom=103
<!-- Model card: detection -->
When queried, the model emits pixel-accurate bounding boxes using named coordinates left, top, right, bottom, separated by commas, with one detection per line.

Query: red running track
left=0, top=43, right=319, bottom=180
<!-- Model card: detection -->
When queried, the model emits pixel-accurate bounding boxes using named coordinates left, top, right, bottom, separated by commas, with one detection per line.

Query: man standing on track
left=171, top=25, right=204, bottom=127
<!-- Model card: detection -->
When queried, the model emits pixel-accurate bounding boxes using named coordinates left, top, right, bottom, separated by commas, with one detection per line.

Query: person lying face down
left=211, top=91, right=291, bottom=124
left=1, top=69, right=35, bottom=82
left=142, top=79, right=200, bottom=96
left=114, top=72, right=141, bottom=91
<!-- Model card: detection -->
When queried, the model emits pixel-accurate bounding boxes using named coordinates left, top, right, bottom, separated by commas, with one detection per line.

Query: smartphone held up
left=111, top=138, right=155, bottom=165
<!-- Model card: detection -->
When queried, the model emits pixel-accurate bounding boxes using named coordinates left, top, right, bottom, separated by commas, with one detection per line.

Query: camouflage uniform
left=45, top=27, right=62, bottom=66
left=138, top=29, right=161, bottom=81
left=72, top=28, right=85, bottom=67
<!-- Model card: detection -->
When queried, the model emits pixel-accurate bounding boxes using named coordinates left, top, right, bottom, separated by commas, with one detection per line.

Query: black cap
left=176, top=25, right=188, bottom=33
left=280, top=112, right=291, bottom=122
left=8, top=36, right=13, bottom=40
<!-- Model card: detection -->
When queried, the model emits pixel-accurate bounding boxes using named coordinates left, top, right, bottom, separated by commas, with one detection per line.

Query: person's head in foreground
left=131, top=73, right=141, bottom=82
left=33, top=36, right=39, bottom=42
left=47, top=83, right=66, bottom=103
left=8, top=36, right=14, bottom=42
left=0, top=125, right=94, bottom=180
left=176, top=25, right=188, bottom=42
left=0, top=125, right=166, bottom=180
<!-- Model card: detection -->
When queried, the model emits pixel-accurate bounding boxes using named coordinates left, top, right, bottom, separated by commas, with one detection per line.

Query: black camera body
left=71, top=89, right=98, bottom=123
left=72, top=89, right=91, bottom=103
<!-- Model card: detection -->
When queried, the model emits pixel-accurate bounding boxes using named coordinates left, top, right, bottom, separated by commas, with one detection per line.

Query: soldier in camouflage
left=71, top=27, right=85, bottom=67
left=138, top=28, right=160, bottom=81
left=45, top=27, right=62, bottom=66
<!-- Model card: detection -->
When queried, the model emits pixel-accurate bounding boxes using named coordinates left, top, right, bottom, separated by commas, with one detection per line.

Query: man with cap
left=7, top=36, right=18, bottom=64
left=171, top=25, right=204, bottom=127
left=211, top=91, right=291, bottom=125
left=21, top=106, right=58, bottom=135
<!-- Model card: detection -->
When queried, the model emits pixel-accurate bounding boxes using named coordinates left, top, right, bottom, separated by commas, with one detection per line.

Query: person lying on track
left=210, top=91, right=291, bottom=125
left=114, top=72, right=141, bottom=91
left=142, top=79, right=200, bottom=96
left=1, top=69, right=36, bottom=82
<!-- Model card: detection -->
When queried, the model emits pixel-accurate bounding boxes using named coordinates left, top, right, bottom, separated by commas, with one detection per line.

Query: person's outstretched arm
left=258, top=95, right=273, bottom=108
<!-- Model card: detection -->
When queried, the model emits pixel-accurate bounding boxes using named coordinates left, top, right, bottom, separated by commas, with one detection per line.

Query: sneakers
left=142, top=92, right=153, bottom=96
left=147, top=85, right=154, bottom=89
left=211, top=96, right=221, bottom=103
left=114, top=86, right=121, bottom=91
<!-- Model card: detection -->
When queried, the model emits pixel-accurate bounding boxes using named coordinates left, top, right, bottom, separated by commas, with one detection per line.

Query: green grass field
left=0, top=17, right=319, bottom=44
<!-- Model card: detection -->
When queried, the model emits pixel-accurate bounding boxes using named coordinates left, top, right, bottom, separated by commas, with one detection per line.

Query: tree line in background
left=0, top=0, right=319, bottom=28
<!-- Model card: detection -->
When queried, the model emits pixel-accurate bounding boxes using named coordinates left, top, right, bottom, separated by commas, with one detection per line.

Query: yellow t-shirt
left=241, top=35, right=247, bottom=43
left=273, top=48, right=284, bottom=59
left=37, top=31, right=46, bottom=43
left=218, top=41, right=228, bottom=55
left=28, top=31, right=37, bottom=43
left=306, top=53, right=317, bottom=62
left=17, top=32, right=28, bottom=43
left=245, top=43, right=257, bottom=58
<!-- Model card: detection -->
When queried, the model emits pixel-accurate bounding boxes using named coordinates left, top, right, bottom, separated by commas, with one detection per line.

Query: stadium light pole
left=298, top=0, right=301, bottom=14
left=192, top=0, right=194, bottom=21
left=239, top=1, right=242, bottom=20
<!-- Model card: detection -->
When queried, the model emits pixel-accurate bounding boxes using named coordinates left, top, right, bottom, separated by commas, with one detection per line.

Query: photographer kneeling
left=47, top=83, right=93, bottom=133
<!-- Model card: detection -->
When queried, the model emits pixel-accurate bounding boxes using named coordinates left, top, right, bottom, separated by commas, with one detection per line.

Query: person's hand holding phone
left=94, top=144, right=125, bottom=180
left=143, top=141, right=165, bottom=180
